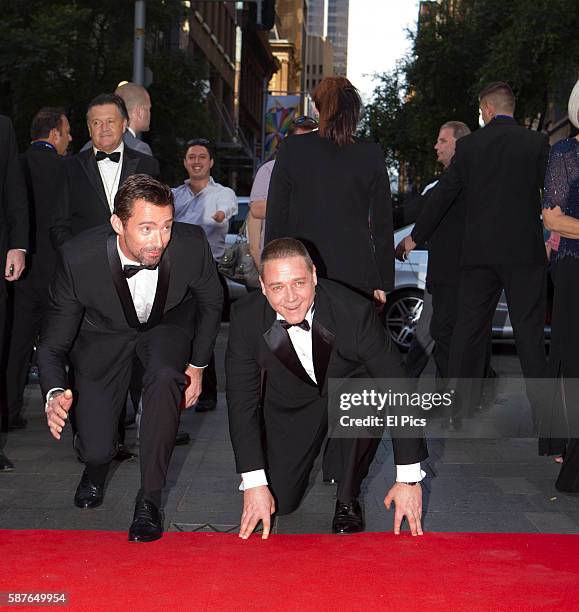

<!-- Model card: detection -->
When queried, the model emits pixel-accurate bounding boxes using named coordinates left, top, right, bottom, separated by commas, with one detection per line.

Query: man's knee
left=77, top=436, right=116, bottom=466
left=143, top=364, right=185, bottom=389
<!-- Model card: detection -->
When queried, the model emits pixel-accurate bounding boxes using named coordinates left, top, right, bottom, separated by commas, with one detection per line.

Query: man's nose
left=151, top=231, right=163, bottom=248
left=284, top=286, right=297, bottom=301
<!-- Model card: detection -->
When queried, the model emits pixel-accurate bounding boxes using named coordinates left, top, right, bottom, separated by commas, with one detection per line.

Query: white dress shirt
left=241, top=305, right=424, bottom=491
left=116, top=239, right=158, bottom=323
left=94, top=141, right=124, bottom=212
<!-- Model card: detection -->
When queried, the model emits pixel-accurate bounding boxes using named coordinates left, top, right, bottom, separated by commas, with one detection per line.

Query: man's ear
left=259, top=276, right=266, bottom=296
left=122, top=119, right=128, bottom=133
left=312, top=264, right=318, bottom=286
left=210, top=158, right=215, bottom=170
left=110, top=214, right=124, bottom=236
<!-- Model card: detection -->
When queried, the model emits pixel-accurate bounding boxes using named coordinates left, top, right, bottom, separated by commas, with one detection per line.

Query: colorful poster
left=264, top=95, right=300, bottom=161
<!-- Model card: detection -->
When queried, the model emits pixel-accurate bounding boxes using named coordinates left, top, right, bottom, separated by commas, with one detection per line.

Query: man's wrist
left=396, top=463, right=425, bottom=483
left=239, top=469, right=268, bottom=491
left=45, top=388, right=65, bottom=413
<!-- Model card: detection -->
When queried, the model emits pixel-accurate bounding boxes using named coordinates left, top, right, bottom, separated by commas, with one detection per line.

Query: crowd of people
left=0, top=73, right=577, bottom=543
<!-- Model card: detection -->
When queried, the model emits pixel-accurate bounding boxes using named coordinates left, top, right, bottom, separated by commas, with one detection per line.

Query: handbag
left=218, top=219, right=260, bottom=288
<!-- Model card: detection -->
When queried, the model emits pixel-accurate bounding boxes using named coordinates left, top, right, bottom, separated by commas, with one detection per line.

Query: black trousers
left=268, top=412, right=380, bottom=515
left=430, top=282, right=493, bottom=382
left=76, top=325, right=190, bottom=502
left=5, top=284, right=48, bottom=423
left=448, top=264, right=546, bottom=415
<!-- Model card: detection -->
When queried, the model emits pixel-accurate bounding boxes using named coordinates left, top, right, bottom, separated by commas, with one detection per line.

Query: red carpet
left=1, top=530, right=578, bottom=611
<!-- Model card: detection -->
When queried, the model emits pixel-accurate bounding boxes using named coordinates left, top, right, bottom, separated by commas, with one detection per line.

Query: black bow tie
left=95, top=150, right=121, bottom=163
left=123, top=264, right=157, bottom=278
left=279, top=319, right=311, bottom=332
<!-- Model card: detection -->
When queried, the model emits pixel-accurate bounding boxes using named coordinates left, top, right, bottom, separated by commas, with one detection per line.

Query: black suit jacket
left=225, top=279, right=428, bottom=474
left=412, top=116, right=549, bottom=267
left=19, top=144, right=65, bottom=287
left=265, top=132, right=394, bottom=294
left=0, top=116, right=29, bottom=275
left=50, top=146, right=160, bottom=248
left=38, top=222, right=223, bottom=397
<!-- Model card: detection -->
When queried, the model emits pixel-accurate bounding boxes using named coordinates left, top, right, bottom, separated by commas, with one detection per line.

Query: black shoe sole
left=74, top=499, right=103, bottom=509
left=128, top=532, right=163, bottom=542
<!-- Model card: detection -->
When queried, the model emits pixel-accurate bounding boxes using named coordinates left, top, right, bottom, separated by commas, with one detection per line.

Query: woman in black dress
left=542, top=79, right=579, bottom=491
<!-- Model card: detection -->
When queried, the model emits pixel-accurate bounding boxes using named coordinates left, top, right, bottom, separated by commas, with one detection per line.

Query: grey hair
left=568, top=80, right=579, bottom=130
left=440, top=121, right=471, bottom=140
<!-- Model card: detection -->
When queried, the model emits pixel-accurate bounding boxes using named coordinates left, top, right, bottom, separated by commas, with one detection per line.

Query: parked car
left=384, top=224, right=550, bottom=351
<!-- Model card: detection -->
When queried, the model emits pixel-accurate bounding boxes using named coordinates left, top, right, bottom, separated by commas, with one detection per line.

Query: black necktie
left=123, top=264, right=157, bottom=278
left=279, top=319, right=310, bottom=332
left=95, top=150, right=121, bottom=163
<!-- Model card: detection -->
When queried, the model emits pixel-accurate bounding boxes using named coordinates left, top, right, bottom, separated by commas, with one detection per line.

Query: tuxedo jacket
left=80, top=131, right=153, bottom=157
left=0, top=116, right=29, bottom=276
left=38, top=222, right=223, bottom=397
left=226, top=279, right=428, bottom=474
left=412, top=116, right=549, bottom=268
left=265, top=132, right=394, bottom=295
left=19, top=145, right=64, bottom=288
left=50, top=146, right=160, bottom=248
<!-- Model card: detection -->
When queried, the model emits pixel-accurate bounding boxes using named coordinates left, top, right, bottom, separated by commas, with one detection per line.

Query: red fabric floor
left=0, top=530, right=578, bottom=611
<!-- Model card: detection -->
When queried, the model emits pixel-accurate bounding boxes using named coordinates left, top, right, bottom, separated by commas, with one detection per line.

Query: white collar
left=128, top=127, right=136, bottom=137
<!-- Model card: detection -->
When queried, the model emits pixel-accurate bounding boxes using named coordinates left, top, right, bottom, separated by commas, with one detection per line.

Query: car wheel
left=383, top=289, right=424, bottom=352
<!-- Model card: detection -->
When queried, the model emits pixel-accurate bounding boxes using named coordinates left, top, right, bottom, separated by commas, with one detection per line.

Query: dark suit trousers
left=267, top=402, right=379, bottom=514
left=448, top=265, right=546, bottom=416
left=75, top=325, right=190, bottom=500
left=5, top=284, right=48, bottom=422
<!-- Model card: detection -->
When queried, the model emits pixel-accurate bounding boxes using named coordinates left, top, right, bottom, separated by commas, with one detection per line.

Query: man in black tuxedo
left=400, top=82, right=549, bottom=414
left=38, top=175, right=223, bottom=542
left=226, top=238, right=428, bottom=539
left=50, top=93, right=159, bottom=248
left=5, top=108, right=71, bottom=431
left=50, top=93, right=161, bottom=453
left=0, top=114, right=29, bottom=472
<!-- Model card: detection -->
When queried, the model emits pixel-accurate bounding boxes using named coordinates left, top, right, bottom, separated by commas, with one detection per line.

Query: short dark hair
left=30, top=107, right=66, bottom=140
left=113, top=174, right=174, bottom=225
left=86, top=93, right=129, bottom=122
left=260, top=238, right=314, bottom=276
left=184, top=138, right=214, bottom=160
left=478, top=82, right=516, bottom=113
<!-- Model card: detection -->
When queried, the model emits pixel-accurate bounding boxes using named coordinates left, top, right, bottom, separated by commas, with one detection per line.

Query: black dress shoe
left=332, top=499, right=364, bottom=534
left=114, top=444, right=137, bottom=462
left=0, top=452, right=14, bottom=472
left=7, top=416, right=27, bottom=430
left=74, top=469, right=104, bottom=509
left=175, top=431, right=190, bottom=446
left=195, top=398, right=217, bottom=412
left=128, top=496, right=163, bottom=542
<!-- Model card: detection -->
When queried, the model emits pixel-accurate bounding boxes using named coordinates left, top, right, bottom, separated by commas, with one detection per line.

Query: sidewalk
left=1, top=331, right=577, bottom=535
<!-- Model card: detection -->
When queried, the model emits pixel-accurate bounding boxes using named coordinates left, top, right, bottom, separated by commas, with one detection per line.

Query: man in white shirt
left=226, top=238, right=428, bottom=539
left=172, top=139, right=237, bottom=412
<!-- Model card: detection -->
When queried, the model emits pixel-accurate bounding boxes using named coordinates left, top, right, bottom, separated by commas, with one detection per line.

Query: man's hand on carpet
left=184, top=365, right=203, bottom=408
left=239, top=485, right=276, bottom=540
left=46, top=389, right=73, bottom=440
left=384, top=482, right=423, bottom=536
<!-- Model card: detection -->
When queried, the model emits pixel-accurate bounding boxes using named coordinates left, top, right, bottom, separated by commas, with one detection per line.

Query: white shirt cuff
left=45, top=387, right=65, bottom=413
left=188, top=364, right=207, bottom=369
left=239, top=469, right=268, bottom=491
left=396, top=463, right=425, bottom=483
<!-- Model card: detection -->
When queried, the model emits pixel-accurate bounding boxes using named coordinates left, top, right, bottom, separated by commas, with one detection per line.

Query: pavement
left=1, top=328, right=577, bottom=536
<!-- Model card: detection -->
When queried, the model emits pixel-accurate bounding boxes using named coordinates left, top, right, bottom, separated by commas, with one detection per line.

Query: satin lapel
left=312, top=290, right=336, bottom=393
left=78, top=150, right=109, bottom=213
left=106, top=233, right=140, bottom=329
left=145, top=248, right=170, bottom=329
left=120, top=147, right=139, bottom=185
left=263, top=317, right=317, bottom=388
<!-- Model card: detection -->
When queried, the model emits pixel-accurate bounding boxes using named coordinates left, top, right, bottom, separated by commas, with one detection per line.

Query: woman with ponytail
left=265, top=76, right=394, bottom=307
